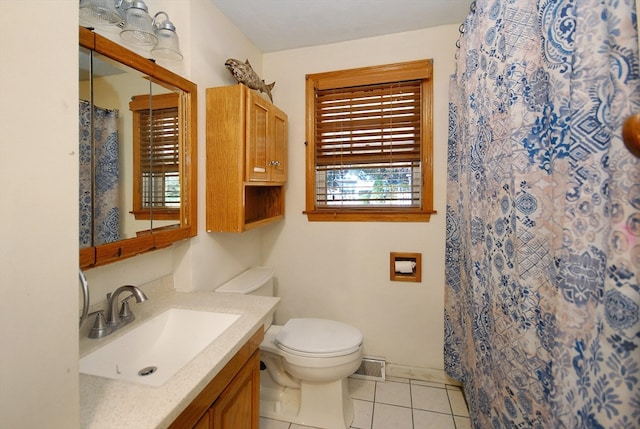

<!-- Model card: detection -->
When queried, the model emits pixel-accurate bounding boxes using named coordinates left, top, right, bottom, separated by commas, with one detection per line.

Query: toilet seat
left=275, top=318, right=363, bottom=357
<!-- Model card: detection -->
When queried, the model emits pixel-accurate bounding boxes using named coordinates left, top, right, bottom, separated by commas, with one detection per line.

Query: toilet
left=215, top=267, right=363, bottom=429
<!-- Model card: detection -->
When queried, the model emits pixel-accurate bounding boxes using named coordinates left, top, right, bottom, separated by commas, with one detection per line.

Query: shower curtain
left=445, top=0, right=640, bottom=427
left=79, top=100, right=121, bottom=246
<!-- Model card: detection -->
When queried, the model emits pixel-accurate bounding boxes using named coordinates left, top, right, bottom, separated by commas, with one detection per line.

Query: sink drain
left=138, top=366, right=158, bottom=377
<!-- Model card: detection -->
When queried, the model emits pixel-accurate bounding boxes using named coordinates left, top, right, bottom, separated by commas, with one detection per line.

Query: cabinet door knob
left=269, top=160, right=280, bottom=166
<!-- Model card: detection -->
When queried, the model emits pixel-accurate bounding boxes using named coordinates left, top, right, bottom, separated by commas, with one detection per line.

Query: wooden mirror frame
left=79, top=26, right=197, bottom=269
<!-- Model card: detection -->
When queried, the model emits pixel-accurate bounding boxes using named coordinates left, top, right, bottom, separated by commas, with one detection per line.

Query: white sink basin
left=80, top=308, right=241, bottom=386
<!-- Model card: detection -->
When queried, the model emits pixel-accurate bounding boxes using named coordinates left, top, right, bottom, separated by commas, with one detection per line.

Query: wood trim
left=81, top=227, right=192, bottom=269
left=79, top=26, right=95, bottom=49
left=94, top=235, right=155, bottom=266
left=130, top=209, right=180, bottom=221
left=390, top=252, right=422, bottom=282
left=168, top=328, right=264, bottom=428
left=304, top=59, right=435, bottom=222
left=305, top=210, right=435, bottom=222
left=421, top=63, right=434, bottom=212
left=182, top=85, right=198, bottom=238
left=129, top=92, right=180, bottom=110
left=79, top=26, right=198, bottom=269
left=79, top=246, right=95, bottom=267
left=307, top=59, right=433, bottom=90
left=305, top=76, right=318, bottom=214
left=93, top=32, right=197, bottom=95
left=152, top=226, right=191, bottom=249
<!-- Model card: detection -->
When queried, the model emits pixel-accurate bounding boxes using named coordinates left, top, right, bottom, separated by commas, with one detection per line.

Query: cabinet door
left=270, top=107, right=288, bottom=183
left=193, top=409, right=211, bottom=429
left=246, top=92, right=271, bottom=182
left=211, top=350, right=260, bottom=429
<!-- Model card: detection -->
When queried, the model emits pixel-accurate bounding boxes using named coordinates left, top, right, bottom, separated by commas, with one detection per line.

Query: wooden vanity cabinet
left=206, top=84, right=288, bottom=233
left=209, top=350, right=260, bottom=428
left=170, top=328, right=263, bottom=429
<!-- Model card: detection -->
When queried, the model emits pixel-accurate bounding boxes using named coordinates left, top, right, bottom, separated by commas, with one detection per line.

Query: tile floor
left=260, top=376, right=471, bottom=429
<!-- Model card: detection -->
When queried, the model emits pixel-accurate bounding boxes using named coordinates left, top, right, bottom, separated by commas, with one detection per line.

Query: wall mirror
left=79, top=26, right=197, bottom=268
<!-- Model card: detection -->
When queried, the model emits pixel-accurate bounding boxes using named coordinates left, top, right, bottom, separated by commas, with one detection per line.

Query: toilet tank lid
left=215, top=267, right=274, bottom=294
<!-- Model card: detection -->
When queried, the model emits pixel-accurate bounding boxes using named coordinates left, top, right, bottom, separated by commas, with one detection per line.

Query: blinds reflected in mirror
left=130, top=92, right=180, bottom=220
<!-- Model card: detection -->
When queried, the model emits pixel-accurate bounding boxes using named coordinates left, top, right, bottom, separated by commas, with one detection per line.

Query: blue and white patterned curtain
left=445, top=0, right=640, bottom=427
left=79, top=100, right=121, bottom=247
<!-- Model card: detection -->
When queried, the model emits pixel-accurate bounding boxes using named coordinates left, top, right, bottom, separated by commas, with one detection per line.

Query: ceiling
left=211, top=0, right=472, bottom=53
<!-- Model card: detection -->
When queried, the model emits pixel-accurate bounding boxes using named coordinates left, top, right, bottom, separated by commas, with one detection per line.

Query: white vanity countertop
left=79, top=291, right=279, bottom=429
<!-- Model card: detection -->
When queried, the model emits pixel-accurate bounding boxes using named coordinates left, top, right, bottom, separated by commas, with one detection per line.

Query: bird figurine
left=224, top=58, right=275, bottom=102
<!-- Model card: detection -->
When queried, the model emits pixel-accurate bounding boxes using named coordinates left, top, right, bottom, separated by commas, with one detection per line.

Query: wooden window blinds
left=130, top=92, right=181, bottom=219
left=305, top=59, right=435, bottom=222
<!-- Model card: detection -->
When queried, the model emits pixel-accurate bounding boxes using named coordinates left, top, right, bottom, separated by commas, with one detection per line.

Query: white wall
left=0, top=1, right=80, bottom=427
left=261, top=26, right=459, bottom=374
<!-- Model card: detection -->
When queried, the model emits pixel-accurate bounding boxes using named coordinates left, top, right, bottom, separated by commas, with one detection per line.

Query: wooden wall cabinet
left=170, top=328, right=263, bottom=429
left=206, top=84, right=288, bottom=232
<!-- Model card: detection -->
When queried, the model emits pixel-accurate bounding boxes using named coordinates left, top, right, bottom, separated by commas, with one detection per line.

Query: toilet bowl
left=215, top=268, right=364, bottom=429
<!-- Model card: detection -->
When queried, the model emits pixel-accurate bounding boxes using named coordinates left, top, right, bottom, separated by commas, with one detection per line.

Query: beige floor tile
left=372, top=403, right=413, bottom=429
left=411, top=384, right=452, bottom=414
left=413, top=409, right=456, bottom=429
left=454, top=415, right=472, bottom=429
left=351, top=399, right=373, bottom=429
left=375, top=380, right=412, bottom=407
left=447, top=389, right=470, bottom=417
left=349, top=377, right=376, bottom=401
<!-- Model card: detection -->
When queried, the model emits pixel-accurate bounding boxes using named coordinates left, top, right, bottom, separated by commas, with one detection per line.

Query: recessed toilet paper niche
left=390, top=252, right=422, bottom=282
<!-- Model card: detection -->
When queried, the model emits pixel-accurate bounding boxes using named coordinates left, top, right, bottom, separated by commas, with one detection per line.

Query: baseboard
left=385, top=364, right=462, bottom=386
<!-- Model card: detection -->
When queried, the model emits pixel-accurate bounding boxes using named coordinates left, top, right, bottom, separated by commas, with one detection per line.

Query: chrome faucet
left=88, top=285, right=148, bottom=339
left=106, top=285, right=148, bottom=325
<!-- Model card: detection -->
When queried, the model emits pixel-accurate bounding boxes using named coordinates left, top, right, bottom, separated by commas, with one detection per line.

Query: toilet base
left=260, top=369, right=354, bottom=429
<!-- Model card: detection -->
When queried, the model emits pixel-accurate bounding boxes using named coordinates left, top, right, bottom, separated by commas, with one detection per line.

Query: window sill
left=304, top=209, right=436, bottom=222
left=130, top=209, right=180, bottom=221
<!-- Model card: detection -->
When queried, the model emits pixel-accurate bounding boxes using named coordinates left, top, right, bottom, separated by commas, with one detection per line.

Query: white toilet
left=215, top=267, right=363, bottom=429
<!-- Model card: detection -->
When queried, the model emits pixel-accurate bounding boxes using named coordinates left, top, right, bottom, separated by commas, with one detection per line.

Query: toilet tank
left=215, top=267, right=274, bottom=296
left=215, top=267, right=275, bottom=328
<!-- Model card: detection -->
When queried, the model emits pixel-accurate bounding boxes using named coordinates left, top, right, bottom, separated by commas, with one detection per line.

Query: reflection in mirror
left=80, top=49, right=183, bottom=245
left=79, top=26, right=197, bottom=268
left=130, top=79, right=182, bottom=231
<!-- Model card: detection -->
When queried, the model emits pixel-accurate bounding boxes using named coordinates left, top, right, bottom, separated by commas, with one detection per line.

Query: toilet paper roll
left=394, top=260, right=416, bottom=274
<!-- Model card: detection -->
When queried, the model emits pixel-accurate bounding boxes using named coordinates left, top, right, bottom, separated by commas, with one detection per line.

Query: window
left=130, top=92, right=181, bottom=220
left=305, top=59, right=435, bottom=222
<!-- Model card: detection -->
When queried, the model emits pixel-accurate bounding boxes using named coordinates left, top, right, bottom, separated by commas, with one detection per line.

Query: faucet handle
left=119, top=296, right=135, bottom=323
left=88, top=310, right=111, bottom=339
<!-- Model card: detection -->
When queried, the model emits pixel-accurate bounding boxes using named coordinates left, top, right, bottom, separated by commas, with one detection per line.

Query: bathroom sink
left=79, top=308, right=241, bottom=386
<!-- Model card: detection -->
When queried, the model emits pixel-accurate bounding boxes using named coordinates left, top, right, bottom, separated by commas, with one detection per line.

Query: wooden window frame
left=130, top=92, right=181, bottom=221
left=304, top=59, right=435, bottom=222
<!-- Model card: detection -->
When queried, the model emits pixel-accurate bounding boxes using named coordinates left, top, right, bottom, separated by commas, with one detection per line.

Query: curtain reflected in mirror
left=79, top=100, right=121, bottom=247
